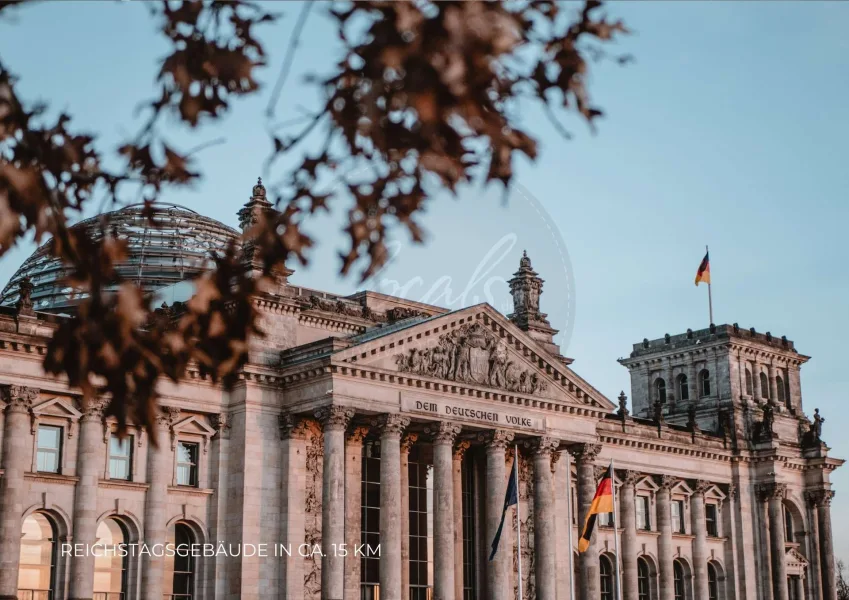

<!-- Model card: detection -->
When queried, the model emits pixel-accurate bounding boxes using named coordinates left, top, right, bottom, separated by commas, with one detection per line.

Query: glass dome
left=0, top=203, right=240, bottom=314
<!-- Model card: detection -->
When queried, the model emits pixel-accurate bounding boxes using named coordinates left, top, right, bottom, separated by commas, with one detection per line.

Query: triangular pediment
left=31, top=397, right=82, bottom=420
left=172, top=416, right=216, bottom=439
left=333, top=304, right=615, bottom=410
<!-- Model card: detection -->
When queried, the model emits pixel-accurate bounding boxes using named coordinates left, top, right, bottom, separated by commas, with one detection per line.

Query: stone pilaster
left=571, top=443, right=602, bottom=600
left=808, top=490, right=837, bottom=600
left=141, top=405, right=180, bottom=599
left=805, top=491, right=824, bottom=600
left=453, top=441, right=470, bottom=600
left=69, top=398, right=109, bottom=600
left=484, top=429, right=515, bottom=600
left=316, top=406, right=354, bottom=600
left=665, top=360, right=676, bottom=405
left=758, top=483, right=789, bottom=600
left=768, top=363, right=778, bottom=403
left=280, top=415, right=310, bottom=600
left=400, top=432, right=417, bottom=599
left=377, top=414, right=409, bottom=600
left=687, top=357, right=697, bottom=402
left=532, top=437, right=559, bottom=600
left=343, top=425, right=368, bottom=600
left=655, top=475, right=676, bottom=600
left=431, top=422, right=461, bottom=600
left=620, top=471, right=640, bottom=600
left=691, top=480, right=711, bottom=600
left=0, top=385, right=38, bottom=599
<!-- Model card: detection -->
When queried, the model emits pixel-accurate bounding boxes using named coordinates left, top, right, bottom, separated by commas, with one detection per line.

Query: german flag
left=694, top=251, right=711, bottom=286
left=578, top=463, right=615, bottom=552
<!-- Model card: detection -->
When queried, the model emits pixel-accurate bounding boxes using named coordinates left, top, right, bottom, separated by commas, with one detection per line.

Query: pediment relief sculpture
left=394, top=321, right=548, bottom=395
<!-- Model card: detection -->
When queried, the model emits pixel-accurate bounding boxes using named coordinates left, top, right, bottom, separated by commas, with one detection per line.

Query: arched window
left=678, top=375, right=689, bottom=401
left=18, top=512, right=57, bottom=600
left=673, top=560, right=686, bottom=600
left=760, top=372, right=769, bottom=399
left=94, top=518, right=129, bottom=600
left=784, top=504, right=794, bottom=542
left=745, top=369, right=753, bottom=396
left=656, top=378, right=667, bottom=404
left=638, top=557, right=652, bottom=600
left=166, top=522, right=196, bottom=600
left=699, top=370, right=711, bottom=397
left=600, top=555, right=615, bottom=600
left=776, top=376, right=787, bottom=408
left=708, top=563, right=718, bottom=600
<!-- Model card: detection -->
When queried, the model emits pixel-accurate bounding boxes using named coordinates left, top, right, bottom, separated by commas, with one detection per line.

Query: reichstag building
left=0, top=180, right=841, bottom=600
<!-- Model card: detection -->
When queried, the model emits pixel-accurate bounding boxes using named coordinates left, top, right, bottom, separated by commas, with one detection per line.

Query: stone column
left=768, top=364, right=778, bottom=403
left=571, top=443, right=602, bottom=600
left=760, top=483, right=789, bottom=600
left=805, top=492, right=823, bottom=600
left=665, top=360, right=676, bottom=405
left=656, top=475, right=676, bottom=600
left=484, top=430, right=514, bottom=600
left=812, top=490, right=837, bottom=600
left=432, top=422, right=461, bottom=600
left=316, top=406, right=354, bottom=600
left=0, top=385, right=38, bottom=600
left=378, top=414, right=409, bottom=600
left=620, top=471, right=640, bottom=600
left=69, top=399, right=108, bottom=600
left=691, top=481, right=711, bottom=600
left=141, top=406, right=179, bottom=598
left=751, top=362, right=760, bottom=399
left=400, top=432, right=417, bottom=599
left=687, top=357, right=697, bottom=402
left=795, top=576, right=805, bottom=600
left=532, top=437, right=560, bottom=600
left=343, top=425, right=369, bottom=600
left=453, top=441, right=470, bottom=600
left=280, top=415, right=310, bottom=600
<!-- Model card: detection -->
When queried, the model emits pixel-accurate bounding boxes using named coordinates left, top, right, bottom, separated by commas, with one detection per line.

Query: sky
left=1, top=0, right=848, bottom=559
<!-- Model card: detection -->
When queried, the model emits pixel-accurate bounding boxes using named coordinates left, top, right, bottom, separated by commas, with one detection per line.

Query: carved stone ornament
left=658, top=474, right=677, bottom=491
left=757, top=482, right=787, bottom=502
left=2, top=385, right=39, bottom=413
left=694, top=480, right=713, bottom=496
left=428, top=421, right=462, bottom=445
left=531, top=436, right=560, bottom=457
left=623, top=470, right=642, bottom=487
left=617, top=391, right=630, bottom=419
left=569, top=442, right=601, bottom=463
left=212, top=412, right=231, bottom=436
left=315, top=406, right=355, bottom=431
left=347, top=425, right=370, bottom=444
left=394, top=321, right=549, bottom=395
left=375, top=413, right=410, bottom=437
left=480, top=429, right=515, bottom=450
left=16, top=276, right=35, bottom=316
left=453, top=440, right=471, bottom=460
left=279, top=414, right=309, bottom=440
left=401, top=432, right=419, bottom=453
left=727, top=484, right=738, bottom=499
left=550, top=451, right=561, bottom=473
left=155, top=406, right=181, bottom=427
left=81, top=398, right=110, bottom=422
left=804, top=489, right=835, bottom=508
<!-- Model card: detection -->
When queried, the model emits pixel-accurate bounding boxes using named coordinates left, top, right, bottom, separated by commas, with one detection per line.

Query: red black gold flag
left=695, top=251, right=711, bottom=286
left=577, top=463, right=615, bottom=553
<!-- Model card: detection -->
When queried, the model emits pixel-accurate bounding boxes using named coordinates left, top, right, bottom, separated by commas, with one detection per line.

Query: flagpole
left=706, top=244, right=714, bottom=325
left=565, top=452, right=575, bottom=600
left=611, top=459, right=623, bottom=600
left=515, top=444, right=524, bottom=600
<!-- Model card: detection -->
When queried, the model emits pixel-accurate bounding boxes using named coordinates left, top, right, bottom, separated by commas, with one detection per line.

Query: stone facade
left=0, top=188, right=842, bottom=600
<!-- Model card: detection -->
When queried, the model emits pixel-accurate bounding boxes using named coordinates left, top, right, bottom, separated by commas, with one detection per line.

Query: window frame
left=600, top=555, right=615, bottom=600
left=699, top=369, right=711, bottom=397
left=677, top=374, right=689, bottom=401
left=671, top=499, right=686, bottom=534
left=175, top=441, right=200, bottom=488
left=760, top=372, right=770, bottom=400
left=705, top=503, right=719, bottom=537
left=635, top=495, right=651, bottom=531
left=36, top=424, right=63, bottom=474
left=655, top=378, right=667, bottom=404
left=107, top=434, right=134, bottom=481
left=637, top=557, right=652, bottom=600
left=673, top=560, right=686, bottom=600
left=745, top=368, right=753, bottom=396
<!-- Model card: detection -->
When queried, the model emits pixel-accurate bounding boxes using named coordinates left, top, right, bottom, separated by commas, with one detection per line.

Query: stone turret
left=507, top=251, right=566, bottom=362
left=237, top=177, right=293, bottom=285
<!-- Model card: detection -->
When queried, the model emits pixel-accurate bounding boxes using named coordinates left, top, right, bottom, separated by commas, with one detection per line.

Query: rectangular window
left=361, top=441, right=381, bottom=594
left=705, top=504, right=719, bottom=537
left=176, top=442, right=199, bottom=487
left=672, top=500, right=685, bottom=534
left=108, top=434, right=133, bottom=480
left=599, top=511, right=611, bottom=527
left=36, top=425, right=62, bottom=473
left=461, top=455, right=477, bottom=600
left=635, top=496, right=650, bottom=530
left=409, top=445, right=433, bottom=600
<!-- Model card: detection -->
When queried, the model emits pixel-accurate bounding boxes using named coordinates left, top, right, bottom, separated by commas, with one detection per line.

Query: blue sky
left=1, top=1, right=847, bottom=557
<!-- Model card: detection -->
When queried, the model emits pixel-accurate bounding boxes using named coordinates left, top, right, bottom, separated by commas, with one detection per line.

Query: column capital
left=453, top=440, right=471, bottom=460
left=81, top=397, right=110, bottom=422
left=569, top=442, right=601, bottom=462
left=530, top=436, right=560, bottom=457
left=621, top=470, right=641, bottom=487
left=347, top=425, right=370, bottom=444
left=657, top=474, right=678, bottom=491
left=727, top=483, right=738, bottom=499
left=756, top=482, right=787, bottom=502
left=316, top=406, right=355, bottom=431
left=155, top=405, right=181, bottom=427
left=1, top=384, right=39, bottom=413
left=479, top=429, right=514, bottom=450
left=550, top=451, right=561, bottom=474
left=375, top=413, right=410, bottom=438
left=428, top=421, right=462, bottom=445
left=212, top=412, right=230, bottom=439
left=804, top=488, right=835, bottom=508
left=279, top=414, right=310, bottom=440
left=401, top=432, right=418, bottom=453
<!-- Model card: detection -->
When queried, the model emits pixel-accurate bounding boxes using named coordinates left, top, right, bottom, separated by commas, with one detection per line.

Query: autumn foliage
left=0, top=0, right=627, bottom=439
